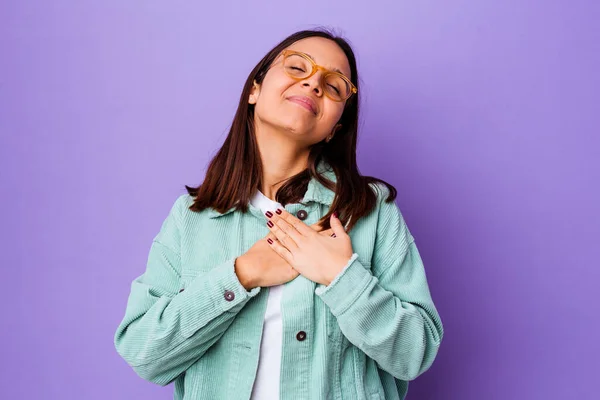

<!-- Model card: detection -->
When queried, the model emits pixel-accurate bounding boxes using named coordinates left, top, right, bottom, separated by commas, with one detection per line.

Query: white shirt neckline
left=249, top=188, right=284, bottom=400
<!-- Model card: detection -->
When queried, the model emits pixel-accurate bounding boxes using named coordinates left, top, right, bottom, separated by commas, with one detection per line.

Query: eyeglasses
left=279, top=49, right=357, bottom=102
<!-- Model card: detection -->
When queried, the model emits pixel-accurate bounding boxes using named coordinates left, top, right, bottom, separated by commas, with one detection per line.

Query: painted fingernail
left=267, top=221, right=274, bottom=228
left=275, top=208, right=282, bottom=215
left=267, top=238, right=273, bottom=244
left=332, top=233, right=337, bottom=237
left=265, top=211, right=273, bottom=218
left=333, top=211, right=339, bottom=218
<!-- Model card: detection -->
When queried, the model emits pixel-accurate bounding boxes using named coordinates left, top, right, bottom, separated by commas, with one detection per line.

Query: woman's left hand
left=265, top=208, right=354, bottom=286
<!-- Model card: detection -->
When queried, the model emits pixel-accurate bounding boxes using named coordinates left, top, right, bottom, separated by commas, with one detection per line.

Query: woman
left=114, top=28, right=444, bottom=400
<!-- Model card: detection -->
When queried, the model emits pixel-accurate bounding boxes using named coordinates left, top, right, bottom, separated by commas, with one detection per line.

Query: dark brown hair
left=185, top=28, right=397, bottom=232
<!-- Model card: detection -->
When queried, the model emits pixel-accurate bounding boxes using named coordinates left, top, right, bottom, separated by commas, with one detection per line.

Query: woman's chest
left=179, top=214, right=266, bottom=278
left=178, top=206, right=376, bottom=279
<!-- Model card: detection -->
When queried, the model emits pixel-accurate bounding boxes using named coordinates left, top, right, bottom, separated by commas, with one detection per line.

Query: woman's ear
left=249, top=80, right=260, bottom=105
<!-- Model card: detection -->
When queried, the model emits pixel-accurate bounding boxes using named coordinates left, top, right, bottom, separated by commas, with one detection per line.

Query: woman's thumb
left=330, top=211, right=345, bottom=235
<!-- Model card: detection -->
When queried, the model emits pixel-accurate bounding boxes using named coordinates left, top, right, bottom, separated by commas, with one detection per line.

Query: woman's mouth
left=287, top=96, right=317, bottom=115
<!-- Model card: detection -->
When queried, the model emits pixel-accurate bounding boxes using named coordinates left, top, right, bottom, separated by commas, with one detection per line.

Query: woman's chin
left=277, top=121, right=312, bottom=136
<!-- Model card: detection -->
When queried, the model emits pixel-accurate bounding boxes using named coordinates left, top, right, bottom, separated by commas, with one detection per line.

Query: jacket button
left=179, top=288, right=185, bottom=293
left=224, top=290, right=235, bottom=301
left=296, top=210, right=308, bottom=220
left=296, top=331, right=307, bottom=341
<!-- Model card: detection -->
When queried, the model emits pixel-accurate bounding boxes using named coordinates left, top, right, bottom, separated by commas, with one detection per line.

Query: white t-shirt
left=249, top=189, right=284, bottom=400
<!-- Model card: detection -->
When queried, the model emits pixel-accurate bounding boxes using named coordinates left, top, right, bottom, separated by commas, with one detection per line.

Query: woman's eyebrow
left=305, top=52, right=344, bottom=75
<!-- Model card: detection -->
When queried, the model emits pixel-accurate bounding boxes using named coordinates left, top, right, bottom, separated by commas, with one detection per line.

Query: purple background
left=2, top=1, right=599, bottom=399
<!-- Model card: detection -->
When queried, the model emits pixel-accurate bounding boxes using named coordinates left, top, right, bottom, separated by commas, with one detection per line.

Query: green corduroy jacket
left=114, top=162, right=444, bottom=400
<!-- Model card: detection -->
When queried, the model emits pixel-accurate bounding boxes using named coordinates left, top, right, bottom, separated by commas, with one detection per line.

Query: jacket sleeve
left=114, top=194, right=260, bottom=386
left=315, top=190, right=444, bottom=381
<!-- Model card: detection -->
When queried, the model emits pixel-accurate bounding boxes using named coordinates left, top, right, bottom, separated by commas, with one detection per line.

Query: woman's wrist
left=234, top=255, right=256, bottom=290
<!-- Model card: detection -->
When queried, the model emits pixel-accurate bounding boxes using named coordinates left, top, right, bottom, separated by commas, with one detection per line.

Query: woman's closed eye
left=327, top=84, right=340, bottom=94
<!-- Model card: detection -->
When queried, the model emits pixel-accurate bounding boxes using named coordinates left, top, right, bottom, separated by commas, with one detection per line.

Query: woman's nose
left=302, top=73, right=323, bottom=95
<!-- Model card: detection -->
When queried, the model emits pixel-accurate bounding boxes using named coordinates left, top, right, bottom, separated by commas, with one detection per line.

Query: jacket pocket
left=352, top=346, right=386, bottom=400
left=325, top=308, right=344, bottom=344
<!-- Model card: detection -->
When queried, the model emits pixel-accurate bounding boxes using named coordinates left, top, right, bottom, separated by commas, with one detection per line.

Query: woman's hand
left=236, top=220, right=338, bottom=290
left=235, top=238, right=299, bottom=290
left=265, top=209, right=354, bottom=286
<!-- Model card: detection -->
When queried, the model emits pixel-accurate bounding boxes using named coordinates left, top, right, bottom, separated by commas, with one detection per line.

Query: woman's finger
left=267, top=212, right=304, bottom=246
left=267, top=218, right=299, bottom=251
left=265, top=231, right=278, bottom=242
left=318, top=228, right=334, bottom=236
left=266, top=236, right=293, bottom=264
left=273, top=208, right=315, bottom=237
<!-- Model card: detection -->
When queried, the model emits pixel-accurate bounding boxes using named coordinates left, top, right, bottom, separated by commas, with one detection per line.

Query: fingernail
left=333, top=211, right=339, bottom=218
left=275, top=208, right=282, bottom=215
left=267, top=221, right=274, bottom=228
left=332, top=233, right=337, bottom=237
left=265, top=211, right=273, bottom=218
left=267, top=238, right=273, bottom=244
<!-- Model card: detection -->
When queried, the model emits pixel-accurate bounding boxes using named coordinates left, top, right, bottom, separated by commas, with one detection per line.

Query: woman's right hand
left=235, top=236, right=298, bottom=290
left=234, top=221, right=333, bottom=290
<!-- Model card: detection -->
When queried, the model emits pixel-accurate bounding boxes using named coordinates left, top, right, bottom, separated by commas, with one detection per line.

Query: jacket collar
left=206, top=159, right=337, bottom=219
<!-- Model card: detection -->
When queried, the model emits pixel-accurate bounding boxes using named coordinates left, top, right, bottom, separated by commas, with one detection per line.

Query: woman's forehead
left=286, top=38, right=351, bottom=77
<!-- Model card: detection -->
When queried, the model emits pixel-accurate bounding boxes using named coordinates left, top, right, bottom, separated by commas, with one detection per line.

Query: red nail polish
left=267, top=221, right=274, bottom=228
left=267, top=238, right=273, bottom=244
left=275, top=208, right=282, bottom=215
left=265, top=211, right=273, bottom=218
left=333, top=211, right=339, bottom=218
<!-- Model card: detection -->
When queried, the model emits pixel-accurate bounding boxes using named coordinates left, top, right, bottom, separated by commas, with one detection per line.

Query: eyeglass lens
left=283, top=54, right=351, bottom=100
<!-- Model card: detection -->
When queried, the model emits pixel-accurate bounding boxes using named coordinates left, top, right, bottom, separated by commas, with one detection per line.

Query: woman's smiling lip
left=287, top=95, right=317, bottom=115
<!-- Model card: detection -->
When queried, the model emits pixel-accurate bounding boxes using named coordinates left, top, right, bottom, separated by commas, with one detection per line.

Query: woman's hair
left=185, top=28, right=397, bottom=232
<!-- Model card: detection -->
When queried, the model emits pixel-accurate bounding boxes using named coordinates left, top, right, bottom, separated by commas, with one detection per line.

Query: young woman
left=114, top=28, right=444, bottom=400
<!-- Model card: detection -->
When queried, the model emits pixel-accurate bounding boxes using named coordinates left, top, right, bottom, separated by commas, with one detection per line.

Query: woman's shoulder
left=366, top=181, right=411, bottom=237
left=171, top=192, right=234, bottom=223
left=174, top=193, right=196, bottom=209
left=366, top=181, right=400, bottom=218
left=168, top=193, right=204, bottom=222
left=368, top=181, right=393, bottom=202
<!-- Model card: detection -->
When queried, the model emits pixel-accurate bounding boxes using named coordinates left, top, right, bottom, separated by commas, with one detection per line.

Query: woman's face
left=249, top=37, right=352, bottom=146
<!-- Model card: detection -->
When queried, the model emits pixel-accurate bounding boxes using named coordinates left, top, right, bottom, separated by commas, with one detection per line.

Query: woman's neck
left=255, top=125, right=310, bottom=201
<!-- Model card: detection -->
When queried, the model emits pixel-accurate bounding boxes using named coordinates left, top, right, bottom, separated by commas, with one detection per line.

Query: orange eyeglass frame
left=280, top=49, right=358, bottom=101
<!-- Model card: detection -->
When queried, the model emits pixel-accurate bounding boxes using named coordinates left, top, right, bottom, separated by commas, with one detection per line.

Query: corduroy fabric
left=114, top=162, right=444, bottom=400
